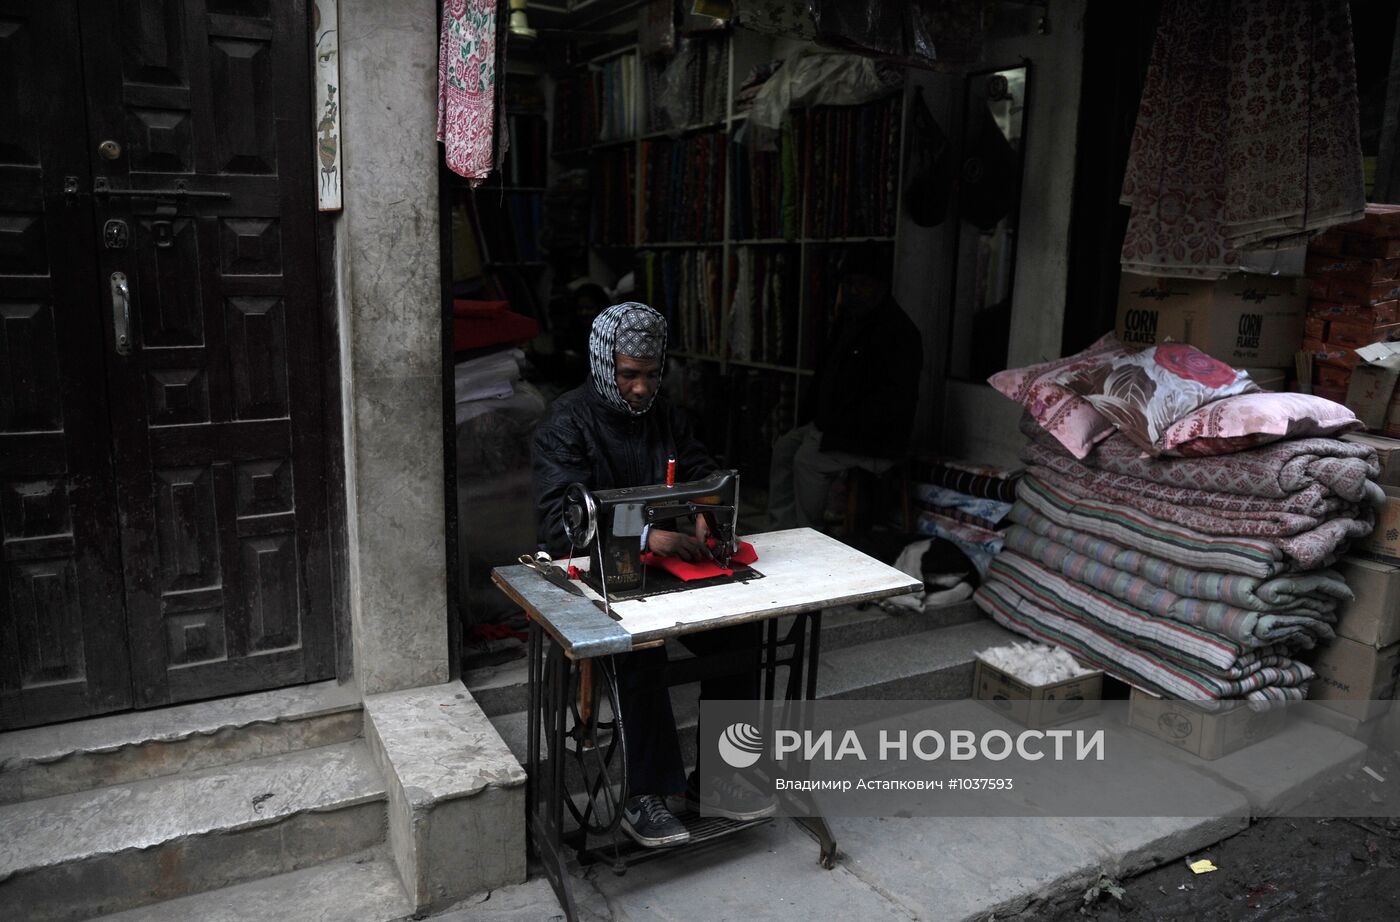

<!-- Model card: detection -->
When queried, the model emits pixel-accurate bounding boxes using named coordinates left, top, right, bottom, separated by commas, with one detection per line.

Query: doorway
left=0, top=0, right=335, bottom=729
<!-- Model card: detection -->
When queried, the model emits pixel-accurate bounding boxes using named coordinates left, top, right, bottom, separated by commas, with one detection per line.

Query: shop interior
left=444, top=0, right=1400, bottom=735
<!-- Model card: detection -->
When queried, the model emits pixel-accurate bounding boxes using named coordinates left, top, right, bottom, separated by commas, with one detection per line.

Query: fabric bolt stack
left=912, top=460, right=1020, bottom=578
left=980, top=339, right=1383, bottom=704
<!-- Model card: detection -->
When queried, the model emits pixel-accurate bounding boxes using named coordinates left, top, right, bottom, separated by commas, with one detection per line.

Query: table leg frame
left=528, top=612, right=837, bottom=921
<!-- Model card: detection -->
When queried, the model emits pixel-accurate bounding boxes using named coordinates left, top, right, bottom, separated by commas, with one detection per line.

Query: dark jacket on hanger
left=531, top=384, right=714, bottom=556
left=812, top=294, right=923, bottom=458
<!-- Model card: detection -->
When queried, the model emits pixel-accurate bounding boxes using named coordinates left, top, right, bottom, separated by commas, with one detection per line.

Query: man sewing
left=532, top=302, right=773, bottom=848
left=768, top=248, right=923, bottom=530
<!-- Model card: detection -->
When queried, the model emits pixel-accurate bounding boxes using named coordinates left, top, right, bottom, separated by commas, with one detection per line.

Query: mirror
left=946, top=64, right=1029, bottom=382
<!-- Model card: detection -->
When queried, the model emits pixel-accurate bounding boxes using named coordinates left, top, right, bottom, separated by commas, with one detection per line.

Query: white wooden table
left=495, top=527, right=921, bottom=654
left=491, top=527, right=919, bottom=922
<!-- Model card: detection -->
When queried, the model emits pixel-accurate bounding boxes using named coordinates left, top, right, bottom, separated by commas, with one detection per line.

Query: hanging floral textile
left=1120, top=0, right=1365, bottom=279
left=438, top=0, right=500, bottom=183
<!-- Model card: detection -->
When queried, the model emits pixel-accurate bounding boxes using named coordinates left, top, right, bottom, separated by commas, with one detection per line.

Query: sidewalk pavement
left=431, top=716, right=1369, bottom=922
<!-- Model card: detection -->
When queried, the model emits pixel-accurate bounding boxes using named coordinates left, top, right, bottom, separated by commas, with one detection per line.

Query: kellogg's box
left=1116, top=273, right=1306, bottom=367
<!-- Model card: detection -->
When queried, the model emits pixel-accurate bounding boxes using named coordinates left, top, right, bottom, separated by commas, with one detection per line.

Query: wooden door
left=0, top=0, right=135, bottom=727
left=0, top=0, right=335, bottom=727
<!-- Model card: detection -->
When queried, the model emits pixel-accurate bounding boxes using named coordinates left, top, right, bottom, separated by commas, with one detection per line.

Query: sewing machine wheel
left=563, top=657, right=628, bottom=836
left=562, top=483, right=597, bottom=549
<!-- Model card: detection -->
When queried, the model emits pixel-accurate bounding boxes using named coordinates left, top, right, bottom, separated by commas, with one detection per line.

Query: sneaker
left=685, top=772, right=777, bottom=822
left=621, top=794, right=691, bottom=847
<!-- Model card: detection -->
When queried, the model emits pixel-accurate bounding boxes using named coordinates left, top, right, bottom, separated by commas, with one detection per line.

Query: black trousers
left=615, top=622, right=762, bottom=796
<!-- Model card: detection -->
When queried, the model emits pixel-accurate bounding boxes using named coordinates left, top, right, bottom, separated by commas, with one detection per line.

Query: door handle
left=110, top=272, right=132, bottom=356
left=93, top=176, right=230, bottom=200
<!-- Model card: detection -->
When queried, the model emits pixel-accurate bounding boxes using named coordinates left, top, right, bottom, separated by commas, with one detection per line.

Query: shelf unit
left=549, top=28, right=909, bottom=475
left=448, top=72, right=552, bottom=331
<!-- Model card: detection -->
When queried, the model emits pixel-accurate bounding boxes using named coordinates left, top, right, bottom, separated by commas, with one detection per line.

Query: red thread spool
left=666, top=458, right=676, bottom=486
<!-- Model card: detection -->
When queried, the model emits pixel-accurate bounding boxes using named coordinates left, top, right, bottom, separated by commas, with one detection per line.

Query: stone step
left=0, top=739, right=387, bottom=922
left=90, top=848, right=412, bottom=922
left=818, top=617, right=1017, bottom=700
left=464, top=600, right=982, bottom=719
left=0, top=680, right=364, bottom=805
left=487, top=617, right=1018, bottom=775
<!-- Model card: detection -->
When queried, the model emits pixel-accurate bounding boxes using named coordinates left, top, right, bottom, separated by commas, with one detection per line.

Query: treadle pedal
left=671, top=807, right=771, bottom=844
left=575, top=808, right=772, bottom=869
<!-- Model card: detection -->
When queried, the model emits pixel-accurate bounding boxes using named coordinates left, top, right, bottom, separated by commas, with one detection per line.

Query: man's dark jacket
left=531, top=384, right=714, bottom=557
left=812, top=294, right=923, bottom=457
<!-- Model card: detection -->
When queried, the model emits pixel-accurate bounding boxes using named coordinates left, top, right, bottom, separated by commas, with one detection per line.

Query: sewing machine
left=560, top=468, right=746, bottom=604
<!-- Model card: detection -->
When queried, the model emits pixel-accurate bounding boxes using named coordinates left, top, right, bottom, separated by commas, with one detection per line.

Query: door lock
left=104, top=219, right=129, bottom=249
left=151, top=220, right=174, bottom=248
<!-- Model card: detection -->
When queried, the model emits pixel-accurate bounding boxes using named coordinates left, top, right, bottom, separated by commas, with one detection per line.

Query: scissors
left=517, top=552, right=621, bottom=621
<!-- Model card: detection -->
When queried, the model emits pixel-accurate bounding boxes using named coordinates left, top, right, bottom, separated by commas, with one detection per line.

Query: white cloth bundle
left=977, top=641, right=1094, bottom=685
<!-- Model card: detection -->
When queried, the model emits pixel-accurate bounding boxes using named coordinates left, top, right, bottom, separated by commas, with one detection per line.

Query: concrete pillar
left=337, top=0, right=450, bottom=694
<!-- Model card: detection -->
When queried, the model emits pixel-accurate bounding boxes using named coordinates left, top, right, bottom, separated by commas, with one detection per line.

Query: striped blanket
left=1008, top=501, right=1351, bottom=615
left=975, top=578, right=1313, bottom=702
left=1002, top=526, right=1335, bottom=648
left=990, top=552, right=1299, bottom=674
left=1025, top=441, right=1360, bottom=524
left=921, top=460, right=1021, bottom=503
left=1019, top=472, right=1371, bottom=574
left=1020, top=415, right=1381, bottom=505
left=1019, top=473, right=1288, bottom=577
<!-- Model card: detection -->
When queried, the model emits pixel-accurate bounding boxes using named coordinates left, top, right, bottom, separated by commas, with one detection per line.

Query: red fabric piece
left=452, top=299, right=540, bottom=352
left=465, top=622, right=527, bottom=643
left=641, top=540, right=758, bottom=581
left=454, top=298, right=510, bottom=318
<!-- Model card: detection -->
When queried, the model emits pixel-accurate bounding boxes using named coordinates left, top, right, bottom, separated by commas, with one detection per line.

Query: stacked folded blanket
left=912, top=461, right=1021, bottom=578
left=975, top=424, right=1382, bottom=704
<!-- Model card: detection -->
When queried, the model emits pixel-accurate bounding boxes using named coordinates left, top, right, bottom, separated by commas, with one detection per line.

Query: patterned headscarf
left=589, top=302, right=667, bottom=416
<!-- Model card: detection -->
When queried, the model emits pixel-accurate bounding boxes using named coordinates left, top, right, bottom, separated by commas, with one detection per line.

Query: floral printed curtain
left=438, top=0, right=500, bottom=183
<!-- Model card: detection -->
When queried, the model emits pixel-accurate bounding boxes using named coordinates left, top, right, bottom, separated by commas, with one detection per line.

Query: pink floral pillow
left=1157, top=392, right=1362, bottom=457
left=1054, top=342, right=1259, bottom=454
left=987, top=333, right=1128, bottom=459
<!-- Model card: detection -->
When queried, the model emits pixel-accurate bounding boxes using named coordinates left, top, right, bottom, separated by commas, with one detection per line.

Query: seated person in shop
left=531, top=301, right=773, bottom=849
left=768, top=249, right=923, bottom=530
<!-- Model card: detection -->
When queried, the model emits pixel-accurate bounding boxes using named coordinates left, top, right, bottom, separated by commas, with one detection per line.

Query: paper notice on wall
left=314, top=0, right=343, bottom=211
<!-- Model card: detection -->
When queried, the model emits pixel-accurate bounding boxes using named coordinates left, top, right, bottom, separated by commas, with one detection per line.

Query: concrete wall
left=899, top=0, right=1087, bottom=467
left=337, top=0, right=450, bottom=695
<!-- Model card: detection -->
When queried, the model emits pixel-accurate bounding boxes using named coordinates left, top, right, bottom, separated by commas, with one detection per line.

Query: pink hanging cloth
left=438, top=0, right=501, bottom=183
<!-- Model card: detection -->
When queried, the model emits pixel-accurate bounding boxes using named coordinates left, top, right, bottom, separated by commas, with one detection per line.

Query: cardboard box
left=1127, top=689, right=1286, bottom=760
left=1355, top=485, right=1400, bottom=564
left=1242, top=367, right=1287, bottom=391
left=1301, top=700, right=1391, bottom=745
left=1345, top=204, right=1400, bottom=237
left=1341, top=433, right=1400, bottom=486
left=1323, top=278, right=1400, bottom=305
left=1303, top=636, right=1400, bottom=721
left=1308, top=299, right=1400, bottom=325
left=1305, top=254, right=1400, bottom=282
left=973, top=657, right=1103, bottom=730
left=1301, top=338, right=1359, bottom=369
left=1347, top=236, right=1400, bottom=260
left=1117, top=273, right=1305, bottom=367
left=1317, top=319, right=1400, bottom=350
left=1316, top=364, right=1352, bottom=390
left=1344, top=342, right=1400, bottom=429
left=1313, top=384, right=1350, bottom=404
left=1386, top=394, right=1400, bottom=438
left=1310, top=232, right=1348, bottom=257
left=1334, top=557, right=1400, bottom=647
